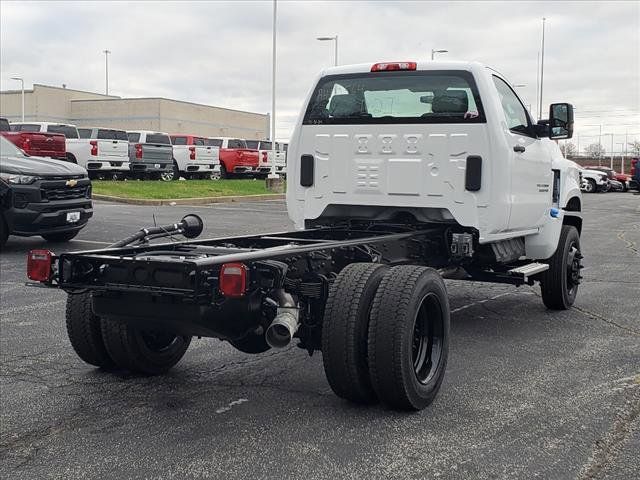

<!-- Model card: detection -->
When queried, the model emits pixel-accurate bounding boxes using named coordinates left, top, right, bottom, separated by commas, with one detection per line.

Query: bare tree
left=630, top=140, right=640, bottom=156
left=560, top=142, right=576, bottom=157
left=585, top=143, right=606, bottom=158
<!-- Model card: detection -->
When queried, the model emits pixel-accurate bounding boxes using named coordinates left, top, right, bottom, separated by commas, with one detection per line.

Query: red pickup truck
left=208, top=137, right=259, bottom=178
left=0, top=118, right=66, bottom=160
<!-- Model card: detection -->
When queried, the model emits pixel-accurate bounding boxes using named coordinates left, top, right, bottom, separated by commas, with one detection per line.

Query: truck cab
left=287, top=61, right=582, bottom=260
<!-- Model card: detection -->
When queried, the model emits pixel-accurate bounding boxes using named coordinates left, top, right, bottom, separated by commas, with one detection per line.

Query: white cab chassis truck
left=28, top=61, right=583, bottom=412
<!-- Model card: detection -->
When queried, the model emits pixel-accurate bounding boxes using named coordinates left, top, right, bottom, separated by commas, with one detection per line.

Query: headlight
left=0, top=174, right=40, bottom=184
left=600, top=174, right=608, bottom=181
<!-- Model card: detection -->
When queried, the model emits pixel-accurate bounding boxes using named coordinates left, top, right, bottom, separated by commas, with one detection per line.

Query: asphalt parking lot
left=1, top=193, right=639, bottom=480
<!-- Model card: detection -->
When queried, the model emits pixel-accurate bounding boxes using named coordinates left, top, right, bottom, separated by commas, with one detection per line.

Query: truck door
left=492, top=75, right=552, bottom=231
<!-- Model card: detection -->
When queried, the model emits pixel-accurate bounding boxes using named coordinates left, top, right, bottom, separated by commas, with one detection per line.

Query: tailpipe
left=265, top=289, right=299, bottom=349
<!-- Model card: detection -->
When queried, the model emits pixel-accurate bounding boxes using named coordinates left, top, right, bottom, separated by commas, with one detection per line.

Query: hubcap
left=412, top=293, right=444, bottom=385
left=161, top=171, right=174, bottom=181
left=566, top=242, right=582, bottom=295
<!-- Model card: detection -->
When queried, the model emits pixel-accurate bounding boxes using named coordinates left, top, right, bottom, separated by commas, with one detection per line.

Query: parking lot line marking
left=215, top=398, right=249, bottom=414
left=450, top=291, right=534, bottom=313
left=1, top=299, right=65, bottom=316
left=72, top=239, right=112, bottom=245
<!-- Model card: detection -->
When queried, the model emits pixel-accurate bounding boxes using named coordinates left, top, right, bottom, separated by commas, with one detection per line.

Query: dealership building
left=0, top=84, right=270, bottom=140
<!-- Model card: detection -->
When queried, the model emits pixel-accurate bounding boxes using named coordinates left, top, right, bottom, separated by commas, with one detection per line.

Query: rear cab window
left=127, top=132, right=141, bottom=143
left=12, top=124, right=41, bottom=132
left=245, top=140, right=259, bottom=149
left=171, top=136, right=188, bottom=146
left=97, top=129, right=128, bottom=141
left=146, top=133, right=171, bottom=145
left=193, top=137, right=205, bottom=146
left=47, top=124, right=79, bottom=138
left=78, top=128, right=92, bottom=139
left=0, top=118, right=10, bottom=132
left=228, top=139, right=247, bottom=149
left=205, top=138, right=222, bottom=147
left=303, top=70, right=485, bottom=125
left=259, top=141, right=272, bottom=150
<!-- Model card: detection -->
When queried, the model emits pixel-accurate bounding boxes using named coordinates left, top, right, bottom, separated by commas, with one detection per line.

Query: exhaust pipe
left=265, top=289, right=299, bottom=349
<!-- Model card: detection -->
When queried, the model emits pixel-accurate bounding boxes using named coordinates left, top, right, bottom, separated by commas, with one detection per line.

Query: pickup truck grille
left=41, top=185, right=89, bottom=201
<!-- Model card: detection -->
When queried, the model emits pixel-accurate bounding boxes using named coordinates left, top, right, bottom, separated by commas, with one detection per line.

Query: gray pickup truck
left=126, top=130, right=174, bottom=180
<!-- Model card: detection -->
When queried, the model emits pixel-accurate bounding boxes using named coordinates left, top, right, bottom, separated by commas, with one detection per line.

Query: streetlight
left=431, top=49, right=448, bottom=60
left=269, top=0, right=278, bottom=181
left=10, top=77, right=24, bottom=122
left=317, top=35, right=338, bottom=66
left=103, top=49, right=111, bottom=95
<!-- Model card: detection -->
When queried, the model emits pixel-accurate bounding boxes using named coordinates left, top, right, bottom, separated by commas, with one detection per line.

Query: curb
left=92, top=193, right=285, bottom=206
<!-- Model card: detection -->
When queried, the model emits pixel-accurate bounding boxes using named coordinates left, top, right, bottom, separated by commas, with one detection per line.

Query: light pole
left=431, top=49, right=448, bottom=60
left=317, top=35, right=338, bottom=66
left=10, top=77, right=24, bottom=122
left=269, top=0, right=278, bottom=180
left=103, top=49, right=111, bottom=95
left=538, top=17, right=546, bottom=121
left=616, top=142, right=624, bottom=173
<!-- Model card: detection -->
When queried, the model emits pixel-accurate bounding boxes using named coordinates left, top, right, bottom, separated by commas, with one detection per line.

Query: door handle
left=513, top=145, right=526, bottom=153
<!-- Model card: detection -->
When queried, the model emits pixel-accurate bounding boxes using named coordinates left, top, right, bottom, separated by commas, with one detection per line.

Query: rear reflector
left=219, top=262, right=247, bottom=298
left=371, top=62, right=417, bottom=72
left=27, top=249, right=53, bottom=282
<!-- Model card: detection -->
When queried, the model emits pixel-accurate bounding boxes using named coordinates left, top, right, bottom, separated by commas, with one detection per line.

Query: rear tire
left=368, top=266, right=450, bottom=411
left=100, top=317, right=191, bottom=375
left=65, top=293, right=115, bottom=368
left=220, top=163, right=230, bottom=179
left=0, top=214, right=9, bottom=250
left=42, top=231, right=79, bottom=243
left=322, top=263, right=389, bottom=404
left=66, top=153, right=77, bottom=164
left=540, top=225, right=582, bottom=310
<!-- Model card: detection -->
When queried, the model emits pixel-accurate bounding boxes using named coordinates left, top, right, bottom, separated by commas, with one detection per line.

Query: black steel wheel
left=540, top=224, right=582, bottom=310
left=100, top=317, right=191, bottom=375
left=65, top=293, right=115, bottom=368
left=368, top=266, right=450, bottom=411
left=322, top=263, right=389, bottom=404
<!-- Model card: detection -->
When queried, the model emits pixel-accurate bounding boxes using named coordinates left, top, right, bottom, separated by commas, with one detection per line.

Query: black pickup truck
left=0, top=135, right=92, bottom=248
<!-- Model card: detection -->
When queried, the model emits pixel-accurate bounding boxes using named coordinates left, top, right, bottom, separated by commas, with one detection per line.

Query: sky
left=1, top=0, right=638, bottom=150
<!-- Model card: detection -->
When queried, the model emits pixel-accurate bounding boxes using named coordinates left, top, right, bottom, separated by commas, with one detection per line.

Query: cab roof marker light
left=371, top=62, right=417, bottom=72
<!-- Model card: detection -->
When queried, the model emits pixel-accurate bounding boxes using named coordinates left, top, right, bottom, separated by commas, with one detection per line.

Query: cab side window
left=492, top=76, right=532, bottom=137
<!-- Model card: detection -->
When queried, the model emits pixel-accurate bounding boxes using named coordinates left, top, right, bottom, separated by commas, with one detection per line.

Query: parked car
left=76, top=127, right=130, bottom=179
left=584, top=166, right=632, bottom=192
left=246, top=140, right=287, bottom=177
left=170, top=135, right=220, bottom=180
left=11, top=122, right=128, bottom=179
left=209, top=137, right=259, bottom=178
left=126, top=131, right=174, bottom=181
left=578, top=166, right=610, bottom=193
left=0, top=135, right=92, bottom=248
left=1, top=118, right=66, bottom=161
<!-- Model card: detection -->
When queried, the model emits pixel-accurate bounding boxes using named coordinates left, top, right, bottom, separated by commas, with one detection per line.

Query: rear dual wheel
left=65, top=293, right=190, bottom=374
left=322, top=263, right=450, bottom=411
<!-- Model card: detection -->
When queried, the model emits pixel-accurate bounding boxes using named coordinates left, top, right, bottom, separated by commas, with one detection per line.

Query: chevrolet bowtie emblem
left=65, top=179, right=78, bottom=187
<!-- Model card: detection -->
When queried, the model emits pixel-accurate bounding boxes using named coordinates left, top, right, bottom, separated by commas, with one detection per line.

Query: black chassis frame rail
left=55, top=225, right=443, bottom=298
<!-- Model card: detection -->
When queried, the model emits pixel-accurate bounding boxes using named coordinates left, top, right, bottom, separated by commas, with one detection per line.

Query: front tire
left=322, top=263, right=389, bottom=404
left=540, top=225, right=582, bottom=310
left=100, top=317, right=191, bottom=375
left=368, top=266, right=450, bottom=411
left=65, top=293, right=115, bottom=368
left=42, top=231, right=79, bottom=243
left=584, top=179, right=596, bottom=193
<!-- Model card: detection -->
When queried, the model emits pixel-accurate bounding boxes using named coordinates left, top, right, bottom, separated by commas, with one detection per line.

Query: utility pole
left=623, top=131, right=628, bottom=174
left=535, top=51, right=540, bottom=121
left=269, top=0, right=278, bottom=180
left=103, top=49, right=111, bottom=95
left=610, top=133, right=614, bottom=170
left=598, top=124, right=602, bottom=166
left=10, top=77, right=24, bottom=122
left=538, top=18, right=546, bottom=121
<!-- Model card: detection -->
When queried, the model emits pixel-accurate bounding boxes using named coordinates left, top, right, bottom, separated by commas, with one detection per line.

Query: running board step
left=508, top=262, right=549, bottom=281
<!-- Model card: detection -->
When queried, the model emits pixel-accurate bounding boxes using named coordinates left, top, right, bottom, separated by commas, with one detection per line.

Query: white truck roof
left=318, top=60, right=487, bottom=76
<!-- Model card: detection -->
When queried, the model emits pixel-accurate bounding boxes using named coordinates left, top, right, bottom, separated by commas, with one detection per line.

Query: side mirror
left=549, top=103, right=574, bottom=139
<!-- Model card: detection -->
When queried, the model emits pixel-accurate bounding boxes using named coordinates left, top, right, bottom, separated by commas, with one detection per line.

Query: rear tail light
left=90, top=140, right=98, bottom=156
left=135, top=143, right=143, bottom=159
left=189, top=146, right=196, bottom=160
left=219, top=262, right=247, bottom=298
left=371, top=61, right=417, bottom=72
left=27, top=249, right=53, bottom=282
left=262, top=151, right=268, bottom=163
left=21, top=137, right=31, bottom=152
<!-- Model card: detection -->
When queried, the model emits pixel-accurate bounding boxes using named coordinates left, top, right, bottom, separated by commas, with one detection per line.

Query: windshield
left=303, top=70, right=485, bottom=125
left=0, top=136, right=25, bottom=158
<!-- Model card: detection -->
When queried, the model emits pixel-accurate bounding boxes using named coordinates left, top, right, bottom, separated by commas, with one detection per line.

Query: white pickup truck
left=12, top=123, right=129, bottom=179
left=170, top=135, right=220, bottom=180
left=577, top=166, right=610, bottom=193
left=246, top=140, right=287, bottom=177
left=30, top=60, right=583, bottom=413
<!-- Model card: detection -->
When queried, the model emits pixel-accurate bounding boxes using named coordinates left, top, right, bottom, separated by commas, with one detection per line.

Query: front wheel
left=42, top=230, right=79, bottom=243
left=368, top=266, right=450, bottom=411
left=540, top=225, right=582, bottom=310
left=100, top=317, right=191, bottom=375
left=583, top=179, right=596, bottom=193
